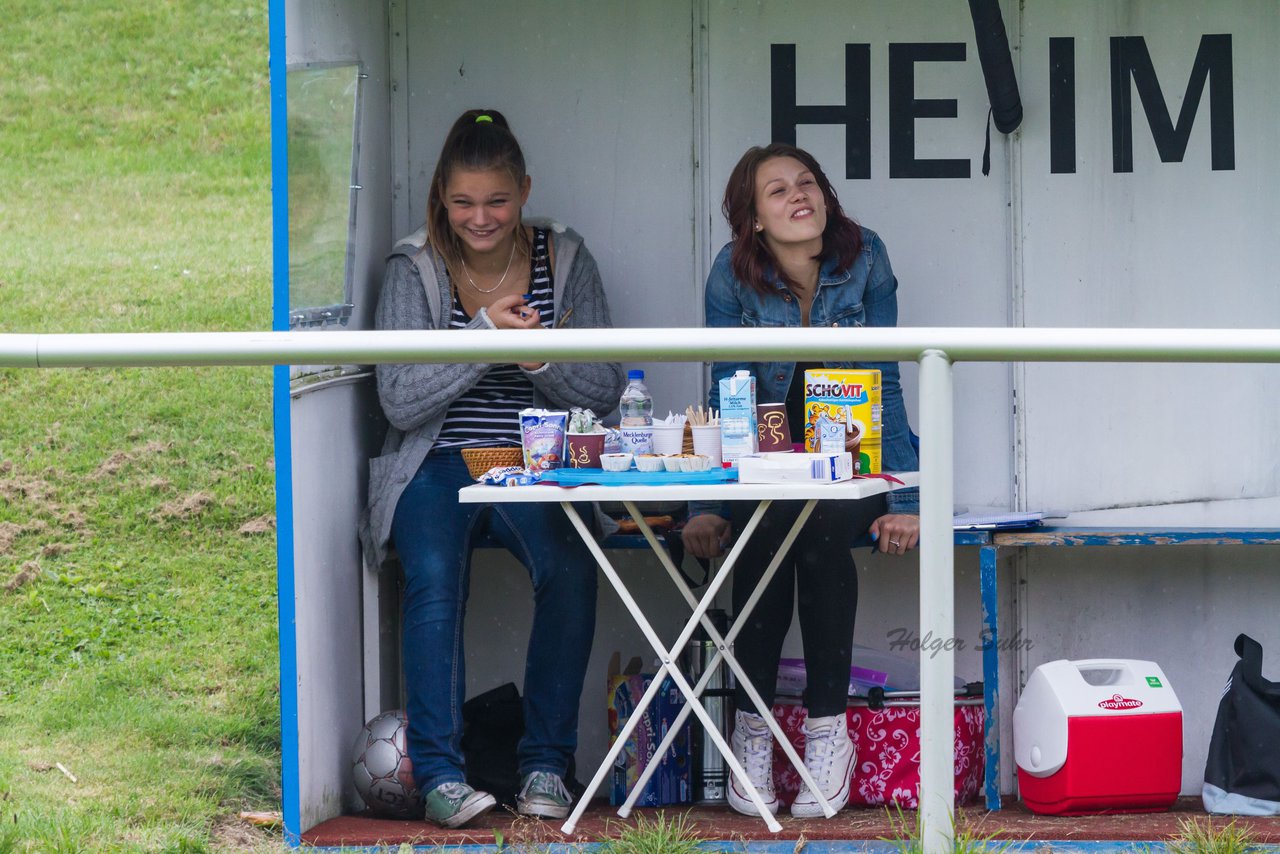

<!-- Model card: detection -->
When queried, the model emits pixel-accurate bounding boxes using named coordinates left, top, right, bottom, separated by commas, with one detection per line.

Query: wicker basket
left=461, top=446, right=525, bottom=479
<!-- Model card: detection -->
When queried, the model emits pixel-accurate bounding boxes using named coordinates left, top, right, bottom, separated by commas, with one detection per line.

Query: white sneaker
left=791, top=713, right=855, bottom=818
left=727, top=710, right=779, bottom=816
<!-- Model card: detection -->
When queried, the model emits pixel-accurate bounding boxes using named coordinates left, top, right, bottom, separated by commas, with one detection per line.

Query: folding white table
left=458, top=472, right=919, bottom=834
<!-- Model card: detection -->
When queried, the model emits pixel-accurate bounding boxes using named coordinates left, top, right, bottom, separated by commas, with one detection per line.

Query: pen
left=555, top=307, right=575, bottom=328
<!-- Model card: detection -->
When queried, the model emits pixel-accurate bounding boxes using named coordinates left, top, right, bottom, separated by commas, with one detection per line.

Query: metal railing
left=5, top=325, right=1280, bottom=853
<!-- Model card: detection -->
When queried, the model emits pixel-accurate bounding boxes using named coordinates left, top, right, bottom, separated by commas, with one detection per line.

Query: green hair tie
left=475, top=114, right=493, bottom=123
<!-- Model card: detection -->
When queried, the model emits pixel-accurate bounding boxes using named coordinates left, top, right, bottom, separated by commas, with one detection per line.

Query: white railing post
left=918, top=349, right=955, bottom=853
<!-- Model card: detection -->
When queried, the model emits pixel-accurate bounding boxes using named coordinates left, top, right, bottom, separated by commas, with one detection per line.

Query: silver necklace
left=460, top=238, right=518, bottom=294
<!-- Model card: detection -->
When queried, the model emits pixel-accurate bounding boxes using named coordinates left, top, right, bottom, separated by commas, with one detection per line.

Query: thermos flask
left=681, top=608, right=734, bottom=803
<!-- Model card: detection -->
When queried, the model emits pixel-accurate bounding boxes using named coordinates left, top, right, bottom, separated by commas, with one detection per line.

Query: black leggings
left=730, top=495, right=886, bottom=718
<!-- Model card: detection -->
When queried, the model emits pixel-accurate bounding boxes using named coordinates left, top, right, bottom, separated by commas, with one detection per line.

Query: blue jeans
left=390, top=450, right=598, bottom=793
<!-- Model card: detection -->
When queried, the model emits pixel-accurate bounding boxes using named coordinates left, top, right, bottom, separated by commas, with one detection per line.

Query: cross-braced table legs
left=618, top=498, right=837, bottom=820
left=557, top=500, right=784, bottom=834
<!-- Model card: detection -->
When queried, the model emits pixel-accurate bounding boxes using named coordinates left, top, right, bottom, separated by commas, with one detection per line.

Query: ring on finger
left=889, top=539, right=900, bottom=547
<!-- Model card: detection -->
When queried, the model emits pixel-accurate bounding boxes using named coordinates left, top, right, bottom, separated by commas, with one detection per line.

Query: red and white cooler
left=1013, top=659, right=1182, bottom=815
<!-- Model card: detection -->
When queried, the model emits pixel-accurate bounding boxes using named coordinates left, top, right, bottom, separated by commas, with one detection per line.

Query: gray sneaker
left=516, top=771, right=573, bottom=819
left=422, top=781, right=497, bottom=829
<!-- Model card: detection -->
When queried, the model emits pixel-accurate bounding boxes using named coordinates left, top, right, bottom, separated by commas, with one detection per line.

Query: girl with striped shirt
left=366, top=109, right=623, bottom=829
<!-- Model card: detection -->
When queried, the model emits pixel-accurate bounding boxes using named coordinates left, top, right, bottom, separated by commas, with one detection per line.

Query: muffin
left=600, top=453, right=633, bottom=472
left=634, top=454, right=665, bottom=473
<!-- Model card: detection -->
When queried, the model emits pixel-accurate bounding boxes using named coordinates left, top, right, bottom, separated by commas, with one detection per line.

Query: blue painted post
left=980, top=543, right=1001, bottom=810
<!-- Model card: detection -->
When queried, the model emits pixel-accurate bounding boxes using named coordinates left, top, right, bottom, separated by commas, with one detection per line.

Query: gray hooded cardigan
left=359, top=221, right=625, bottom=573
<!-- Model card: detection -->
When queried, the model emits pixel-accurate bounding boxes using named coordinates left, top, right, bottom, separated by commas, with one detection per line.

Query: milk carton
left=718, top=370, right=757, bottom=465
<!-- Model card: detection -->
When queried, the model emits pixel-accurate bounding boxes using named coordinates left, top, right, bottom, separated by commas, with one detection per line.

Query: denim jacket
left=697, top=227, right=919, bottom=517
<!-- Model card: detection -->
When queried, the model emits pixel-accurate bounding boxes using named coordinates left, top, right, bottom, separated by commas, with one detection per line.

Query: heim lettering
left=771, top=34, right=1235, bottom=179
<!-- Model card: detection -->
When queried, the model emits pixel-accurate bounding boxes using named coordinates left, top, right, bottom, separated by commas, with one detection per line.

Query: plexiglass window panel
left=287, top=62, right=361, bottom=329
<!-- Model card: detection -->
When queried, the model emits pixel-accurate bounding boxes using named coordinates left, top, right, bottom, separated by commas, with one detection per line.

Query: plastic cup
left=651, top=423, right=685, bottom=456
left=566, top=432, right=605, bottom=468
left=691, top=424, right=723, bottom=467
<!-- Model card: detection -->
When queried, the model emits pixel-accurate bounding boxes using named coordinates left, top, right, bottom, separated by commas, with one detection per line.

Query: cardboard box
left=803, top=369, right=881, bottom=450
left=855, top=441, right=882, bottom=475
left=607, top=654, right=692, bottom=807
left=737, top=451, right=853, bottom=484
left=770, top=696, right=984, bottom=808
left=775, top=657, right=889, bottom=698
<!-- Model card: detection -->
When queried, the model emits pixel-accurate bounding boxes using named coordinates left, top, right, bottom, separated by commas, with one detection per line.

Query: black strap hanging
left=982, top=107, right=993, bottom=177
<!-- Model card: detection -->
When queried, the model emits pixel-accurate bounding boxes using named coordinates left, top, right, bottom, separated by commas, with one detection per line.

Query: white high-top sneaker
left=726, top=710, right=780, bottom=816
left=790, top=713, right=855, bottom=818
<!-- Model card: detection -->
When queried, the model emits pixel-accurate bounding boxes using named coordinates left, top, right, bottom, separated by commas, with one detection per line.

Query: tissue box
left=607, top=659, right=692, bottom=807
left=738, top=452, right=853, bottom=484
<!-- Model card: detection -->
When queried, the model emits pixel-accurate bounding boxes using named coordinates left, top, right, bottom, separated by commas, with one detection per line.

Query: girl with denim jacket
left=368, top=109, right=624, bottom=828
left=682, top=143, right=920, bottom=818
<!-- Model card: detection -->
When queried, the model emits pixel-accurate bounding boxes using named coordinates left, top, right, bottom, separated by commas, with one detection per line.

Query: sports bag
left=1203, top=633, right=1280, bottom=815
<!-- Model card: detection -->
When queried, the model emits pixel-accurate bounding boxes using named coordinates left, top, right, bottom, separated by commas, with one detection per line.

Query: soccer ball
left=351, top=709, right=423, bottom=818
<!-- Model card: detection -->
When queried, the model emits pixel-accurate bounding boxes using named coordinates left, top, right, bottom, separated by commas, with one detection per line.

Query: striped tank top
left=432, top=228, right=555, bottom=450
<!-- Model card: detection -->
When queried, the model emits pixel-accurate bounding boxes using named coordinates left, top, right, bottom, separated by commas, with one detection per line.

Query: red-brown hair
left=722, top=143, right=862, bottom=296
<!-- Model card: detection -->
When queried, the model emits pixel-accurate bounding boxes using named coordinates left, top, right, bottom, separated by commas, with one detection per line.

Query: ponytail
left=426, top=109, right=531, bottom=281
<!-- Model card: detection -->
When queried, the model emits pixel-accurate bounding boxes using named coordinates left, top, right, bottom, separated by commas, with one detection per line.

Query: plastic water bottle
left=619, top=370, right=654, bottom=426
left=618, top=369, right=655, bottom=455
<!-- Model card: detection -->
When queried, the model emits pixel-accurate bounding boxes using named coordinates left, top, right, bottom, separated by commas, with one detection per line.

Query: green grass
left=881, top=804, right=1018, bottom=854
left=596, top=811, right=709, bottom=854
left=1166, top=816, right=1260, bottom=854
left=0, top=1, right=277, bottom=851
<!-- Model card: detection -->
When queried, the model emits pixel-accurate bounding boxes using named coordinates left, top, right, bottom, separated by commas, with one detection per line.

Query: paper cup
left=651, top=423, right=685, bottom=456
left=756, top=402, right=792, bottom=452
left=567, top=432, right=605, bottom=468
left=691, top=424, right=723, bottom=467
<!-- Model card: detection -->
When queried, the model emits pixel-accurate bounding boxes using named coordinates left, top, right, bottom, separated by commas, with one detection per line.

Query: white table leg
left=557, top=500, right=783, bottom=834
left=619, top=498, right=837, bottom=819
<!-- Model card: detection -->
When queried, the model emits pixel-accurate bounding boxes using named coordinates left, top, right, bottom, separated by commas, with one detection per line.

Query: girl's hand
left=488, top=294, right=544, bottom=370
left=682, top=514, right=732, bottom=559
left=489, top=294, right=542, bottom=329
left=869, top=513, right=919, bottom=555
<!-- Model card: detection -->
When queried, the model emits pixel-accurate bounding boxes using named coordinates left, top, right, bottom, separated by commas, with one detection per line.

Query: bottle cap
left=627, top=369, right=644, bottom=380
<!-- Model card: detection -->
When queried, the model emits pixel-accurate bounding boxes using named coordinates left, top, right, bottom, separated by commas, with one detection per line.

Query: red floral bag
left=770, top=697, right=984, bottom=808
